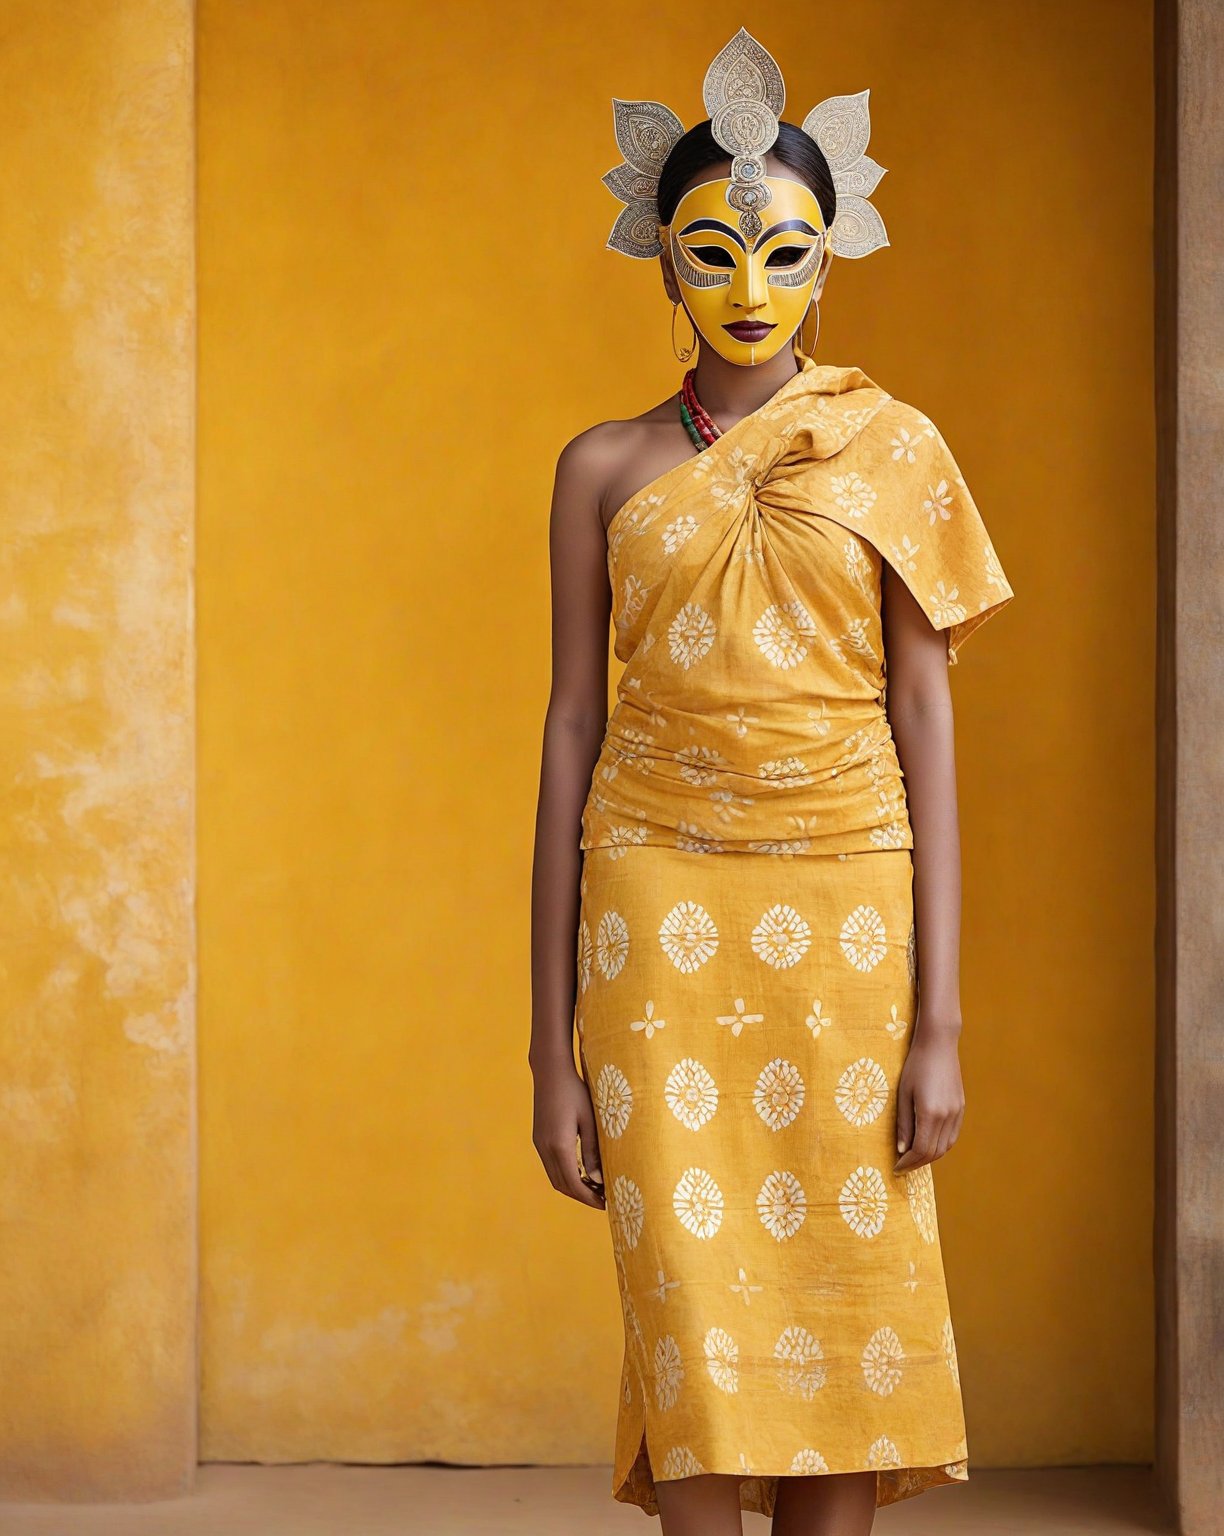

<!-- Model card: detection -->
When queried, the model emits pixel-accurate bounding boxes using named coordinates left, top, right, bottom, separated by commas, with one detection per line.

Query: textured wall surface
left=196, top=0, right=1154, bottom=1469
left=1156, top=3, right=1224, bottom=1531
left=0, top=0, right=196, bottom=1500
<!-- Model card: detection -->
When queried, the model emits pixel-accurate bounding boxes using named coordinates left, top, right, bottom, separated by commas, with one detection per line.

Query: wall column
left=0, top=0, right=197, bottom=1499
left=1155, top=1, right=1224, bottom=1532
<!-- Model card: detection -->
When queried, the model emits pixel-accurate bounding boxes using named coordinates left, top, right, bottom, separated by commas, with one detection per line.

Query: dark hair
left=657, top=119, right=837, bottom=229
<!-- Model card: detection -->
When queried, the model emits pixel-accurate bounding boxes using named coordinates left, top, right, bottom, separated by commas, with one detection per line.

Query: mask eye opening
left=763, top=244, right=813, bottom=268
left=679, top=242, right=737, bottom=270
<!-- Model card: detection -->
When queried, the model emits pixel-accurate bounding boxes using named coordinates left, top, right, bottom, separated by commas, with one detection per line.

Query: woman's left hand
left=893, top=1022, right=965, bottom=1173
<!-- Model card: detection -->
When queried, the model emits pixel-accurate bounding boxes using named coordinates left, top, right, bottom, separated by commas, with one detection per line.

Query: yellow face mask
left=666, top=175, right=827, bottom=366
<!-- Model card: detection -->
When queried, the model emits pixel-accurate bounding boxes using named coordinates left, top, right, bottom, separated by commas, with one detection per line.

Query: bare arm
left=880, top=562, right=967, bottom=1174
left=528, top=430, right=616, bottom=1210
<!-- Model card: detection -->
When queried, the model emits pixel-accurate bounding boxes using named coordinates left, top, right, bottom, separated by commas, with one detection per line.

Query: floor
left=0, top=1465, right=1173, bottom=1534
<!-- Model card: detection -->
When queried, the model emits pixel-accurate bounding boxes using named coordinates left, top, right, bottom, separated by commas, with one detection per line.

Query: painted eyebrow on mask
left=677, top=218, right=746, bottom=250
left=755, top=219, right=823, bottom=245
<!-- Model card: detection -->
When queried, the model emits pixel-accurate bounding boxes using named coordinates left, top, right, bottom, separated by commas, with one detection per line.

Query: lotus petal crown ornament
left=602, top=27, right=889, bottom=261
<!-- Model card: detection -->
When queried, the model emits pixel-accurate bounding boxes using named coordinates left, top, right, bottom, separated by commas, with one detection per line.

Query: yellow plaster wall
left=0, top=0, right=196, bottom=1498
left=196, top=1, right=1154, bottom=1467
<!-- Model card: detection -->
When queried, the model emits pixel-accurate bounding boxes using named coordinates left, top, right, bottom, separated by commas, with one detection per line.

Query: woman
left=529, top=30, right=1014, bottom=1536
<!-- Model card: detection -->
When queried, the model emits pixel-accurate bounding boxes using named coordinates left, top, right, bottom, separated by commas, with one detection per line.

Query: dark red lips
left=723, top=321, right=776, bottom=343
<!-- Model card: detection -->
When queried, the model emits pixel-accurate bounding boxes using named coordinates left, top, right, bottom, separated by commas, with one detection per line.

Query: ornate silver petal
left=607, top=199, right=665, bottom=260
left=800, top=89, right=873, bottom=173
left=702, top=26, right=786, bottom=138
left=829, top=194, right=890, bottom=260
left=602, top=162, right=659, bottom=204
left=834, top=153, right=887, bottom=200
left=611, top=98, right=685, bottom=176
left=801, top=89, right=889, bottom=259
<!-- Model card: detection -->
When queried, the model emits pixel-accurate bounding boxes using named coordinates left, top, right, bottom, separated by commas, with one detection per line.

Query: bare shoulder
left=555, top=393, right=688, bottom=532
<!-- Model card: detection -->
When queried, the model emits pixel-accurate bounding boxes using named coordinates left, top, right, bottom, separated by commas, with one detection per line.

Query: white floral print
left=617, top=573, right=651, bottom=631
left=703, top=1326, right=739, bottom=1393
left=659, top=901, right=720, bottom=973
left=930, top=580, right=968, bottom=626
left=751, top=903, right=812, bottom=969
left=831, top=470, right=877, bottom=517
left=629, top=999, right=666, bottom=1040
left=653, top=1268, right=680, bottom=1304
left=840, top=904, right=887, bottom=971
left=942, top=1315, right=961, bottom=1386
left=606, top=725, right=654, bottom=778
left=661, top=1446, right=704, bottom=1478
left=752, top=600, right=817, bottom=669
left=923, top=479, right=953, bottom=524
left=839, top=1165, right=889, bottom=1238
left=672, top=1166, right=724, bottom=1240
left=676, top=821, right=723, bottom=854
left=577, top=919, right=592, bottom=993
left=906, top=1162, right=939, bottom=1244
left=861, top=1325, right=906, bottom=1395
left=662, top=514, right=698, bottom=554
left=716, top=997, right=763, bottom=1038
left=866, top=1435, right=902, bottom=1469
left=774, top=1325, right=827, bottom=1399
left=729, top=1266, right=763, bottom=1305
left=665, top=1057, right=719, bottom=1130
left=844, top=532, right=873, bottom=596
left=747, top=836, right=813, bottom=856
left=834, top=1056, right=890, bottom=1127
left=594, top=1063, right=633, bottom=1138
left=667, top=601, right=717, bottom=670
left=889, top=532, right=922, bottom=575
left=758, top=756, right=814, bottom=787
left=654, top=1333, right=684, bottom=1410
left=757, top=1170, right=807, bottom=1240
left=675, top=744, right=726, bottom=785
left=827, top=618, right=877, bottom=666
left=869, top=818, right=908, bottom=850
left=611, top=1175, right=644, bottom=1250
left=607, top=824, right=648, bottom=855
left=790, top=1448, right=829, bottom=1473
left=596, top=910, right=629, bottom=980
left=754, top=1057, right=805, bottom=1131
left=707, top=445, right=759, bottom=506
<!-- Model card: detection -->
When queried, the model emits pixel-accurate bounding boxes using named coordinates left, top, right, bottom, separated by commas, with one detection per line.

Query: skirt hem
left=611, top=1424, right=969, bottom=1517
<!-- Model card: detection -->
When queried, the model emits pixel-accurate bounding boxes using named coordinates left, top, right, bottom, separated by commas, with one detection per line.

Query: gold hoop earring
left=671, top=301, right=697, bottom=363
left=794, top=298, right=821, bottom=359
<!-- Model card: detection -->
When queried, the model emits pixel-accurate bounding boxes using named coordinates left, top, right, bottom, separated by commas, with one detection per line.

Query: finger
left=577, top=1118, right=604, bottom=1192
left=911, top=1108, right=940, bottom=1163
left=895, top=1082, right=914, bottom=1156
left=569, top=1170, right=606, bottom=1208
left=933, top=1114, right=955, bottom=1161
left=896, top=1108, right=937, bottom=1171
left=940, top=1103, right=965, bottom=1156
left=552, top=1158, right=603, bottom=1207
left=555, top=1137, right=605, bottom=1208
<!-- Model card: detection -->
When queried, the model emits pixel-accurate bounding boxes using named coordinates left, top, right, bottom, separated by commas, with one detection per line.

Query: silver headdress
left=603, top=27, right=888, bottom=262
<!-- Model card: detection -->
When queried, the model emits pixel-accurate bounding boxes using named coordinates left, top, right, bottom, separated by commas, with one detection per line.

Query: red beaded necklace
left=679, top=369, right=722, bottom=451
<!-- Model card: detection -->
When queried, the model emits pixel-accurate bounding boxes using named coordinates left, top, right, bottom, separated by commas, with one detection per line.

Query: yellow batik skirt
left=575, top=844, right=969, bottom=1517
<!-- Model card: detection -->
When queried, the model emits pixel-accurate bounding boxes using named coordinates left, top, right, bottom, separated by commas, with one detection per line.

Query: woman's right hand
left=531, top=1057, right=606, bottom=1210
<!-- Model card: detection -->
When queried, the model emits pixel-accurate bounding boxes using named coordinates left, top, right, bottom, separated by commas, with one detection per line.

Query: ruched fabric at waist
left=579, top=694, right=913, bottom=857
